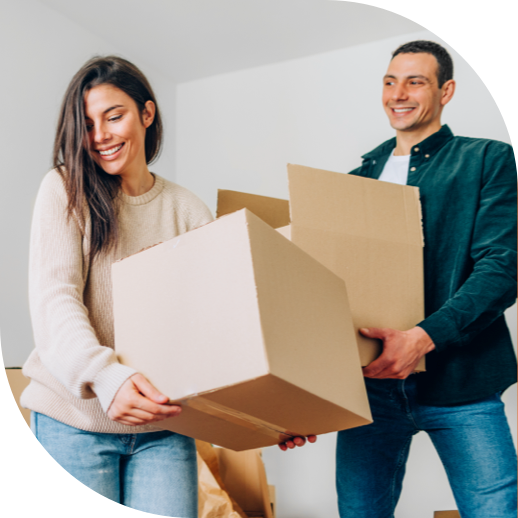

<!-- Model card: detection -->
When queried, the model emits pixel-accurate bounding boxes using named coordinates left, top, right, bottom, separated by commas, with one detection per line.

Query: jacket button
left=425, top=154, right=430, bottom=158
left=410, top=167, right=417, bottom=172
left=373, top=160, right=376, bottom=164
left=414, top=147, right=419, bottom=152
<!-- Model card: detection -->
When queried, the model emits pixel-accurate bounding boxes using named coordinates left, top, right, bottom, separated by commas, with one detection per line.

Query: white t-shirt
left=378, top=150, right=410, bottom=185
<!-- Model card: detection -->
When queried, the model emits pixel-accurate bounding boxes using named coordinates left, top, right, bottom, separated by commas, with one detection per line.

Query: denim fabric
left=31, top=412, right=198, bottom=517
left=336, top=377, right=517, bottom=518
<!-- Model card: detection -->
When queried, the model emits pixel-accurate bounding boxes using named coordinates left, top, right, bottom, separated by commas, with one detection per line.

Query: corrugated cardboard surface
left=287, top=164, right=424, bottom=369
left=217, top=165, right=425, bottom=370
left=5, top=368, right=31, bottom=426
left=217, top=190, right=290, bottom=230
left=434, top=512, right=460, bottom=518
left=113, top=209, right=370, bottom=451
left=216, top=448, right=273, bottom=518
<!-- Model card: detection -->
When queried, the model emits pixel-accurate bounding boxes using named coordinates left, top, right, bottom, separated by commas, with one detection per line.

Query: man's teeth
left=394, top=108, right=414, bottom=113
left=99, top=144, right=123, bottom=156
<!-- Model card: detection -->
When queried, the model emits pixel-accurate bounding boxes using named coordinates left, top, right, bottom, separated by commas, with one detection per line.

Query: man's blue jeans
left=31, top=412, right=198, bottom=517
left=336, top=376, right=517, bottom=518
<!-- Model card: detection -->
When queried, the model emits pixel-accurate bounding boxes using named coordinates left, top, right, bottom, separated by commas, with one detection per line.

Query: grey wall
left=0, top=0, right=177, bottom=367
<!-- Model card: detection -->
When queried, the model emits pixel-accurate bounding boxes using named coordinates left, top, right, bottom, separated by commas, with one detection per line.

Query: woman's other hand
left=107, top=373, right=181, bottom=426
left=278, top=435, right=317, bottom=451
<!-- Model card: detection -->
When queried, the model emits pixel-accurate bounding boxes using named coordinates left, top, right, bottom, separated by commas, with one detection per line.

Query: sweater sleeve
left=29, top=171, right=137, bottom=412
left=418, top=143, right=517, bottom=351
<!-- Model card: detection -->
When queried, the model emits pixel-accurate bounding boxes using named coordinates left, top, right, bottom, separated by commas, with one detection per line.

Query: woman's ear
left=142, top=100, right=156, bottom=128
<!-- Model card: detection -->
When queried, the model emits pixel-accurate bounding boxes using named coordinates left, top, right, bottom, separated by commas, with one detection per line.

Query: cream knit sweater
left=21, top=170, right=214, bottom=433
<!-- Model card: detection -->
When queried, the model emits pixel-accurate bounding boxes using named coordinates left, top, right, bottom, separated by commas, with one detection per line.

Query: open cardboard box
left=113, top=208, right=371, bottom=451
left=197, top=441, right=275, bottom=518
left=216, top=448, right=274, bottom=518
left=217, top=164, right=425, bottom=370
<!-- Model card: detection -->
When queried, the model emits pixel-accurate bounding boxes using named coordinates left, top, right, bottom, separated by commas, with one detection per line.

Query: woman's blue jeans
left=31, top=412, right=198, bottom=517
left=336, top=376, right=517, bottom=518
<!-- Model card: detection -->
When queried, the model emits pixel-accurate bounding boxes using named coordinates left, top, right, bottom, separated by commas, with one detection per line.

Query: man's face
left=382, top=52, right=445, bottom=133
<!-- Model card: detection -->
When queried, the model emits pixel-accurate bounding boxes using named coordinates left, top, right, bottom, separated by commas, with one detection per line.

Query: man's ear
left=440, top=79, right=456, bottom=107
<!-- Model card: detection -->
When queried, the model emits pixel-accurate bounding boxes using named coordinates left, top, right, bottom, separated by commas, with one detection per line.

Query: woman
left=21, top=56, right=213, bottom=517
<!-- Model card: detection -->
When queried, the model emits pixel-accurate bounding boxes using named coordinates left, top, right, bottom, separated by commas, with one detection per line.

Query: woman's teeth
left=99, top=144, right=123, bottom=156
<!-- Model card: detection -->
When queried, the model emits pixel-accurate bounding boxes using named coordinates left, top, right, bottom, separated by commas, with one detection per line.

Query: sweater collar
left=362, top=124, right=454, bottom=160
left=119, top=173, right=165, bottom=206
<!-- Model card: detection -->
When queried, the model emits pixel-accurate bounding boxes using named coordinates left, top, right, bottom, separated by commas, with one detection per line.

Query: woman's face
left=84, top=84, right=155, bottom=179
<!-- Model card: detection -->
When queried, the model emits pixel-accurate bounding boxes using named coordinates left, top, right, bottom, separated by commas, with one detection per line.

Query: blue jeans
left=336, top=377, right=517, bottom=518
left=31, top=412, right=198, bottom=517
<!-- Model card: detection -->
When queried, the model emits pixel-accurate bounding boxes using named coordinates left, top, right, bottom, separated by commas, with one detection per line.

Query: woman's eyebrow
left=103, top=104, right=124, bottom=114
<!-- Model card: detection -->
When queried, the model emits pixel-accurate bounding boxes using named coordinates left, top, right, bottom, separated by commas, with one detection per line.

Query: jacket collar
left=361, top=124, right=454, bottom=160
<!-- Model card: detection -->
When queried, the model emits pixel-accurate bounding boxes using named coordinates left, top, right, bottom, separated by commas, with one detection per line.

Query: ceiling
left=40, top=0, right=422, bottom=83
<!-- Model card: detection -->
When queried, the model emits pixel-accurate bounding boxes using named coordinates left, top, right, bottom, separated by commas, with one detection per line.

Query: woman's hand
left=278, top=435, right=317, bottom=451
left=107, top=373, right=181, bottom=426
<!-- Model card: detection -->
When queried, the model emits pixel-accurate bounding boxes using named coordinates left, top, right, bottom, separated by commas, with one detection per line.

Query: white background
left=1, top=1, right=516, bottom=517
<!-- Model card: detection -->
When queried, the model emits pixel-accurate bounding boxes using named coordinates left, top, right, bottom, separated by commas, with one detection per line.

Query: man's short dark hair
left=392, top=40, right=454, bottom=88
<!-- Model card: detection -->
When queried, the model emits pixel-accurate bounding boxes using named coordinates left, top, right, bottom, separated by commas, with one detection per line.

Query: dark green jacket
left=349, top=125, right=517, bottom=405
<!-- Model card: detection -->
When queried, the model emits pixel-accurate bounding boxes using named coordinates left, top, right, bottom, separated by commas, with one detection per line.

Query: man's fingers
left=360, top=327, right=390, bottom=340
left=293, top=437, right=306, bottom=447
left=362, top=353, right=392, bottom=378
left=307, top=435, right=317, bottom=443
left=278, top=443, right=287, bottom=451
left=130, top=373, right=169, bottom=404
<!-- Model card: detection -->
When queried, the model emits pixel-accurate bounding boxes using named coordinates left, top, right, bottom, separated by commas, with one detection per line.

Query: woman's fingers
left=130, top=373, right=169, bottom=404
left=107, top=374, right=181, bottom=425
left=131, top=394, right=181, bottom=418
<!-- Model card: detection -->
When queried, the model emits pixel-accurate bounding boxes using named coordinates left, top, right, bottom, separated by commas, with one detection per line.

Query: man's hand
left=278, top=435, right=317, bottom=451
left=361, top=326, right=435, bottom=379
left=107, top=373, right=181, bottom=426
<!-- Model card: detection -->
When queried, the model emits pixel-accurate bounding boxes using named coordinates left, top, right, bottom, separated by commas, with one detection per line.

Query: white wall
left=0, top=6, right=177, bottom=513
left=0, top=0, right=177, bottom=367
left=176, top=29, right=517, bottom=518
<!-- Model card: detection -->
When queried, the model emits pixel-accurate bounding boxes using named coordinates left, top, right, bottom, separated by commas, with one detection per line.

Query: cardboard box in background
left=114, top=209, right=371, bottom=451
left=197, top=441, right=276, bottom=518
left=5, top=368, right=31, bottom=426
left=216, top=448, right=274, bottom=518
left=217, top=164, right=425, bottom=370
left=434, top=512, right=460, bottom=518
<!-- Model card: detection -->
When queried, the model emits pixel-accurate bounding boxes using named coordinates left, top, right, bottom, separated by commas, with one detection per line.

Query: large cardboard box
left=217, top=164, right=425, bottom=369
left=113, top=209, right=371, bottom=451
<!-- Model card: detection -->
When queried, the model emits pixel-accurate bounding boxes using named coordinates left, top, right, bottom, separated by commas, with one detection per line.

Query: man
left=334, top=40, right=517, bottom=518
left=279, top=40, right=517, bottom=515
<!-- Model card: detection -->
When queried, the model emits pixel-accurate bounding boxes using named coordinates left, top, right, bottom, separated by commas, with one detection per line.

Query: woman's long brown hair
left=53, top=56, right=162, bottom=261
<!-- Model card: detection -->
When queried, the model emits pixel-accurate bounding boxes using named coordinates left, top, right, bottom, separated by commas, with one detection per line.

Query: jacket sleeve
left=28, top=171, right=137, bottom=411
left=418, top=143, right=517, bottom=351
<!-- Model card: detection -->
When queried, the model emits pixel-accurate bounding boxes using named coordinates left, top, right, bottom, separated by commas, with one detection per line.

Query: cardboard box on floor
left=113, top=209, right=371, bottom=451
left=5, top=368, right=31, bottom=426
left=217, top=164, right=425, bottom=370
left=216, top=448, right=274, bottom=518
left=434, top=512, right=460, bottom=518
left=197, top=441, right=275, bottom=518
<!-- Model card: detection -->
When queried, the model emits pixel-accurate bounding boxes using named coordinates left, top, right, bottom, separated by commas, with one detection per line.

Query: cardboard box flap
left=217, top=189, right=290, bottom=229
left=287, top=164, right=424, bottom=247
